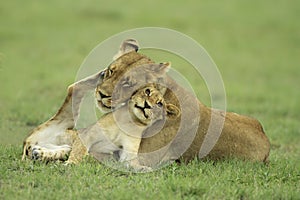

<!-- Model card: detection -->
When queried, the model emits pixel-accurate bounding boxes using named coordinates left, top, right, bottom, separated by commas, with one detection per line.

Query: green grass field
left=1, top=0, right=299, bottom=199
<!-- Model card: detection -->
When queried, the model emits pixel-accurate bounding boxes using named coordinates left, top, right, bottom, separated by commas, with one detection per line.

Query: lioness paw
left=31, top=145, right=71, bottom=161
left=125, top=160, right=153, bottom=172
left=32, top=146, right=43, bottom=160
left=134, top=165, right=153, bottom=172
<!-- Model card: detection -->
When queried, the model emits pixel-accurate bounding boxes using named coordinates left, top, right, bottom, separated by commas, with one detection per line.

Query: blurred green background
left=0, top=0, right=299, bottom=150
left=1, top=1, right=299, bottom=199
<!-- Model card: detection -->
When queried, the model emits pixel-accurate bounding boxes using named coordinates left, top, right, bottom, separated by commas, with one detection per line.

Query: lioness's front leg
left=31, top=144, right=71, bottom=161
left=22, top=71, right=104, bottom=161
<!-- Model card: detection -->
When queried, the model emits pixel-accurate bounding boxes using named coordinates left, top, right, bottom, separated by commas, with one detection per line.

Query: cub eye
left=157, top=101, right=163, bottom=107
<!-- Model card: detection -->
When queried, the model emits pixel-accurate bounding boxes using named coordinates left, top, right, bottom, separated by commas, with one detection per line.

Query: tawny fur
left=93, top=41, right=270, bottom=166
left=75, top=85, right=179, bottom=171
left=23, top=39, right=270, bottom=167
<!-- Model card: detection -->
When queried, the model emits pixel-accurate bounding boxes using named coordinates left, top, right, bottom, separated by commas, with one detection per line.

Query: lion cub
left=78, top=85, right=180, bottom=171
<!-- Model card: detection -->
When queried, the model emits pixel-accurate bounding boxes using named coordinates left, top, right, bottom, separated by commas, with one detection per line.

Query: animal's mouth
left=96, top=99, right=113, bottom=112
left=98, top=91, right=110, bottom=99
left=98, top=100, right=111, bottom=109
left=96, top=91, right=114, bottom=110
left=134, top=104, right=148, bottom=119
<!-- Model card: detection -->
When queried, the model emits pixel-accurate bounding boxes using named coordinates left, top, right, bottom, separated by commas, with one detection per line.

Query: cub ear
left=145, top=62, right=171, bottom=76
left=113, top=39, right=139, bottom=60
left=166, top=103, right=180, bottom=120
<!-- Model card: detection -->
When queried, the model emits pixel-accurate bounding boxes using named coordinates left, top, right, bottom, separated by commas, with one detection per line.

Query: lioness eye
left=122, top=77, right=133, bottom=87
left=103, top=69, right=111, bottom=78
left=122, top=82, right=131, bottom=87
left=122, top=80, right=131, bottom=87
left=157, top=102, right=163, bottom=107
left=107, top=69, right=113, bottom=76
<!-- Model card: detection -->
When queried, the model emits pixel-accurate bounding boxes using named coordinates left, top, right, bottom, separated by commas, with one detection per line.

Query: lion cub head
left=128, top=85, right=180, bottom=126
left=95, top=39, right=170, bottom=113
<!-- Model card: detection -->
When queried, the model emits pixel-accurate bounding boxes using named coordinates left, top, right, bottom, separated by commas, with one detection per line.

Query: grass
left=1, top=146, right=299, bottom=200
left=1, top=0, right=299, bottom=199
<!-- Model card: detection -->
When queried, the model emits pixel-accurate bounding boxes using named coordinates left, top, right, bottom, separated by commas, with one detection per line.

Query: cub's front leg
left=119, top=137, right=152, bottom=172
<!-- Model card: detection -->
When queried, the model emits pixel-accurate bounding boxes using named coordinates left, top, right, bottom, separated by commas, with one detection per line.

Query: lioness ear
left=113, top=39, right=139, bottom=60
left=146, top=62, right=171, bottom=76
left=166, top=103, right=180, bottom=120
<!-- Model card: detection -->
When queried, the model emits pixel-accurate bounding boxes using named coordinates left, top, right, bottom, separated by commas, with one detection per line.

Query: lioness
left=94, top=39, right=270, bottom=166
left=23, top=39, right=270, bottom=167
left=77, top=84, right=180, bottom=171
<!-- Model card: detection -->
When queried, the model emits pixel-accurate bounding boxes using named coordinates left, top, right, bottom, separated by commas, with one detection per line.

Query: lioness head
left=95, top=39, right=170, bottom=112
left=129, top=85, right=180, bottom=126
